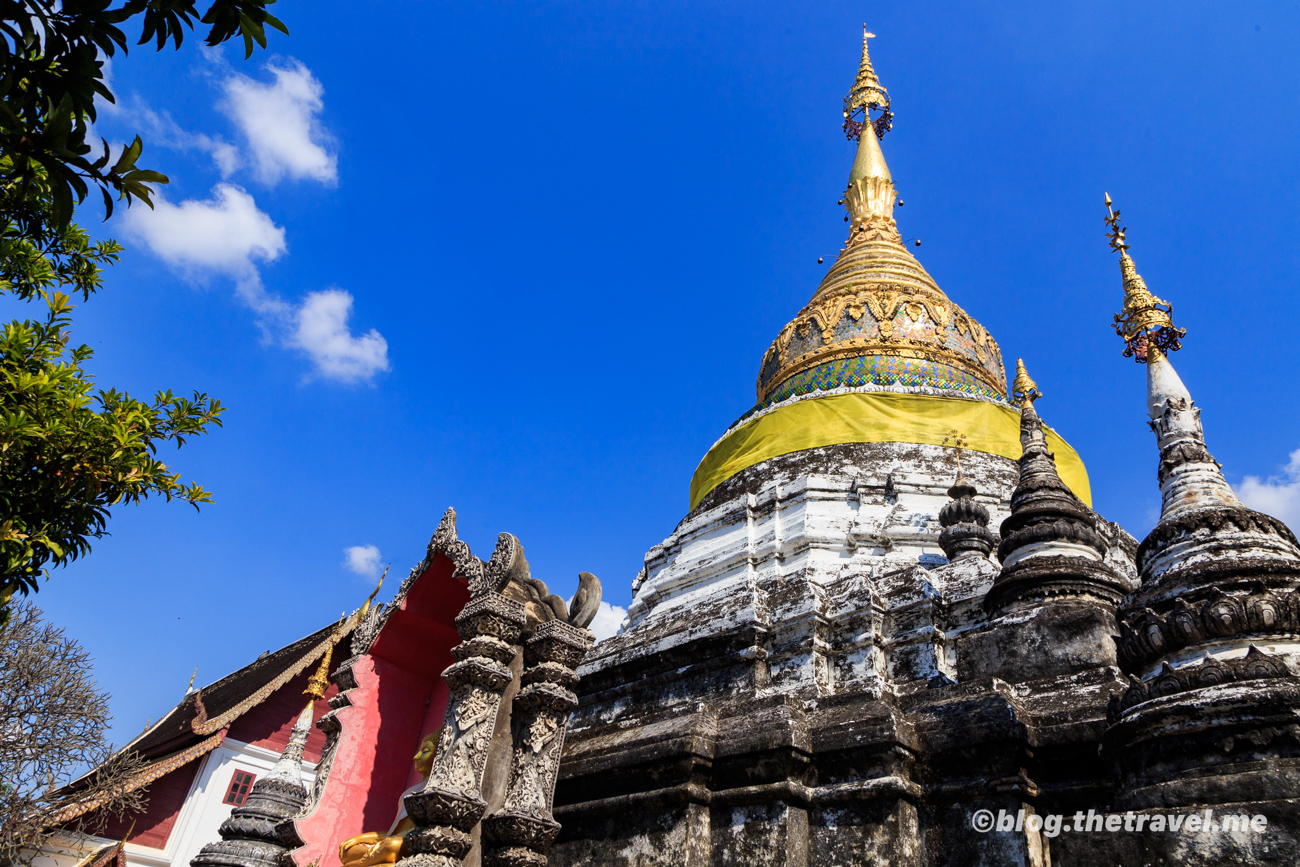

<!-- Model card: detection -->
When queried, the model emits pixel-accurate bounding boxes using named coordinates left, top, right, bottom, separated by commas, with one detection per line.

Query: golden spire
left=848, top=104, right=892, bottom=186
left=1104, top=193, right=1186, bottom=362
left=843, top=27, right=891, bottom=141
left=1011, top=359, right=1042, bottom=409
left=304, top=645, right=333, bottom=702
left=186, top=666, right=198, bottom=694
left=305, top=622, right=344, bottom=702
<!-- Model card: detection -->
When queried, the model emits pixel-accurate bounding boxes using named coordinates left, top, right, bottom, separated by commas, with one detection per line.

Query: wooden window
left=223, top=770, right=256, bottom=806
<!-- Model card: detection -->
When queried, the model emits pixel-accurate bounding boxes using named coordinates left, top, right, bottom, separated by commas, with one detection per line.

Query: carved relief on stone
left=393, top=535, right=527, bottom=867
left=1108, top=645, right=1292, bottom=723
left=396, top=590, right=525, bottom=867
left=482, top=619, right=592, bottom=867
left=1116, top=586, right=1300, bottom=671
left=390, top=527, right=600, bottom=867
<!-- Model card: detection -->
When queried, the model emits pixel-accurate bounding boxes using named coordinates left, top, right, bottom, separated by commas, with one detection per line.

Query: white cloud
left=343, top=545, right=382, bottom=578
left=1236, top=448, right=1300, bottom=532
left=114, top=59, right=383, bottom=383
left=221, top=60, right=337, bottom=185
left=123, top=183, right=285, bottom=280
left=135, top=102, right=240, bottom=176
left=585, top=601, right=628, bottom=642
left=126, top=185, right=388, bottom=383
left=290, top=290, right=390, bottom=383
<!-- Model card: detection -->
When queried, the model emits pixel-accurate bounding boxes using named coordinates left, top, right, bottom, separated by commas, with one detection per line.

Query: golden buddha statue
left=338, top=731, right=441, bottom=867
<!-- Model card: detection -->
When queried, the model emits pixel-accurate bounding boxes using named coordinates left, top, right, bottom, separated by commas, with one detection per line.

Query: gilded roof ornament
left=359, top=564, right=388, bottom=618
left=843, top=27, right=892, bottom=141
left=1105, top=193, right=1185, bottom=363
left=1011, top=358, right=1042, bottom=409
left=304, top=617, right=346, bottom=701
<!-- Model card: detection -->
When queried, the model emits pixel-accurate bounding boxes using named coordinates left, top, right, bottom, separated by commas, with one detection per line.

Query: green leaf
left=110, top=136, right=143, bottom=174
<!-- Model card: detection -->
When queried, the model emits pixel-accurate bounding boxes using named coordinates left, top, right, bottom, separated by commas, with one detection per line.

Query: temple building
left=42, top=29, right=1300, bottom=867
left=35, top=622, right=347, bottom=867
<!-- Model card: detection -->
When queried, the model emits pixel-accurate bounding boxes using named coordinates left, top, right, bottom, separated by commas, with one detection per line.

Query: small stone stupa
left=190, top=633, right=341, bottom=867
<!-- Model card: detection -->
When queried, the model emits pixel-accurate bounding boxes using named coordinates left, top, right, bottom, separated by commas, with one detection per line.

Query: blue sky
left=17, top=1, right=1300, bottom=745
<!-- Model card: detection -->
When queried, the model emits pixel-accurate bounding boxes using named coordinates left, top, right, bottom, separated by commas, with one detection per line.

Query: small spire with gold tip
left=840, top=30, right=899, bottom=243
left=1104, top=193, right=1186, bottom=363
left=843, top=26, right=892, bottom=141
left=305, top=617, right=346, bottom=702
left=1011, top=359, right=1042, bottom=409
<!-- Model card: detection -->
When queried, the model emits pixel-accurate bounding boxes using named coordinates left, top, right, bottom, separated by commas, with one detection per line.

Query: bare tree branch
left=0, top=603, right=147, bottom=864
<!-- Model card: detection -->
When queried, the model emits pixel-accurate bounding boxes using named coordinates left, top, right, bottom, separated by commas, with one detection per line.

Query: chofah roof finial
left=1104, top=194, right=1186, bottom=363
left=843, top=27, right=892, bottom=141
left=359, top=564, right=388, bottom=619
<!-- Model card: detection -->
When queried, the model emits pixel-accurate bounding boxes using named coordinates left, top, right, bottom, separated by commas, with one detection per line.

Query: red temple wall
left=227, top=669, right=338, bottom=761
left=289, top=554, right=467, bottom=867
left=400, top=677, right=451, bottom=793
left=100, top=760, right=199, bottom=848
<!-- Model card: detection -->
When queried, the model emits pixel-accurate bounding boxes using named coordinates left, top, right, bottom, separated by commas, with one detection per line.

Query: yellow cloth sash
left=689, top=392, right=1091, bottom=510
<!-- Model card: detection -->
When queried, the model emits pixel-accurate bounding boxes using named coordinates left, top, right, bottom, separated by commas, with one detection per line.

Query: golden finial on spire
left=844, top=27, right=892, bottom=141
left=1011, top=358, right=1042, bottom=409
left=840, top=30, right=899, bottom=242
left=305, top=613, right=347, bottom=702
left=305, top=641, right=335, bottom=702
left=1103, top=193, right=1129, bottom=254
left=1104, top=193, right=1186, bottom=363
left=186, top=666, right=198, bottom=694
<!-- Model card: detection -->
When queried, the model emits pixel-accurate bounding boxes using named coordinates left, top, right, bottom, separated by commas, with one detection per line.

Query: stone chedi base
left=549, top=434, right=1137, bottom=867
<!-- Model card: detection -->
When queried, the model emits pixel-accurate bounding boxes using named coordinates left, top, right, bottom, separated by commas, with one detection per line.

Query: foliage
left=0, top=167, right=224, bottom=615
left=0, top=0, right=288, bottom=239
left=0, top=295, right=224, bottom=609
left=0, top=0, right=288, bottom=615
left=0, top=157, right=121, bottom=303
left=0, top=602, right=147, bottom=864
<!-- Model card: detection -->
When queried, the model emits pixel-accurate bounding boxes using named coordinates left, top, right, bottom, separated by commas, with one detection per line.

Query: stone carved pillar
left=397, top=535, right=529, bottom=867
left=482, top=620, right=592, bottom=867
